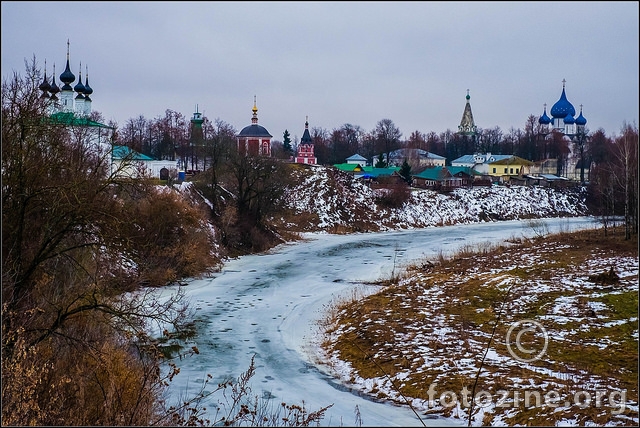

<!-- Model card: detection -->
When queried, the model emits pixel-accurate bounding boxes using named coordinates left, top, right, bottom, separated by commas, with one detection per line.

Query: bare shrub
left=374, top=180, right=411, bottom=209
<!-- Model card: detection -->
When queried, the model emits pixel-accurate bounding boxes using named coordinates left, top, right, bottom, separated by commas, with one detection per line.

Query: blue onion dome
left=538, top=104, right=552, bottom=125
left=550, top=81, right=576, bottom=119
left=563, top=113, right=575, bottom=124
left=575, top=107, right=587, bottom=126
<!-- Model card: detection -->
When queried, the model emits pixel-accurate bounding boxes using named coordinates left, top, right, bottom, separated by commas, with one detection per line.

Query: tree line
left=116, top=92, right=637, bottom=239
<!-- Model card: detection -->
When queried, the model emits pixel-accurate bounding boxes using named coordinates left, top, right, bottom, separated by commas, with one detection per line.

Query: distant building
left=237, top=96, right=272, bottom=157
left=39, top=40, right=94, bottom=118
left=345, top=154, right=368, bottom=165
left=384, top=148, right=445, bottom=168
left=538, top=79, right=587, bottom=137
left=538, top=79, right=589, bottom=181
left=412, top=166, right=474, bottom=191
left=187, top=105, right=204, bottom=171
left=111, top=145, right=177, bottom=179
left=457, top=89, right=478, bottom=141
left=487, top=156, right=535, bottom=181
left=294, top=117, right=317, bottom=165
left=451, top=153, right=512, bottom=175
left=38, top=40, right=114, bottom=163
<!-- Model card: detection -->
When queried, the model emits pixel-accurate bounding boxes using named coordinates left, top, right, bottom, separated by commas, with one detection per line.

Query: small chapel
left=293, top=116, right=317, bottom=165
left=237, top=97, right=273, bottom=157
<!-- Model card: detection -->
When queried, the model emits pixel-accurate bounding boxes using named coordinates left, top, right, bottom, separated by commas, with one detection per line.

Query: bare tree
left=374, top=118, right=402, bottom=165
left=2, top=59, right=215, bottom=425
left=610, top=122, right=639, bottom=239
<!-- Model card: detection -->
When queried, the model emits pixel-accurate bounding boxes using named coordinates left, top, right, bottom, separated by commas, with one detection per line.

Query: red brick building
left=294, top=116, right=317, bottom=165
left=237, top=97, right=272, bottom=156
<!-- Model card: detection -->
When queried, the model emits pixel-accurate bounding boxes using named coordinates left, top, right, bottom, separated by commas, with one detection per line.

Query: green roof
left=333, top=164, right=400, bottom=177
left=447, top=166, right=475, bottom=176
left=360, top=167, right=400, bottom=178
left=413, top=166, right=475, bottom=181
left=489, top=155, right=534, bottom=166
left=48, top=111, right=114, bottom=129
left=413, top=166, right=447, bottom=180
left=112, top=145, right=154, bottom=161
left=333, top=163, right=363, bottom=172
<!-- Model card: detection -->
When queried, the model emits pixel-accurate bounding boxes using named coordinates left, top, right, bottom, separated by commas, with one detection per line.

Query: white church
left=38, top=41, right=177, bottom=180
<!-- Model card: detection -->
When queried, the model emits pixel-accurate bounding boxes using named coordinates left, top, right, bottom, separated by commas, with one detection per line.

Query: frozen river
left=159, top=216, right=599, bottom=426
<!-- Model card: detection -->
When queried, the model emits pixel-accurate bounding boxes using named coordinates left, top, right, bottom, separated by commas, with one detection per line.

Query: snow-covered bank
left=279, top=166, right=587, bottom=232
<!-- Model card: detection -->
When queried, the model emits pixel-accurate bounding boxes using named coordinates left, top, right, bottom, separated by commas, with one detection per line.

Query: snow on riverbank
left=280, top=166, right=588, bottom=231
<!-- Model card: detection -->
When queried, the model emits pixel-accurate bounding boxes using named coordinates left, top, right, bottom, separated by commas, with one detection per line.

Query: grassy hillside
left=318, top=224, right=638, bottom=426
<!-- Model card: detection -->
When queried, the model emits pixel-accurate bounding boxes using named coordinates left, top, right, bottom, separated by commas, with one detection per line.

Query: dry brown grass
left=320, top=225, right=638, bottom=426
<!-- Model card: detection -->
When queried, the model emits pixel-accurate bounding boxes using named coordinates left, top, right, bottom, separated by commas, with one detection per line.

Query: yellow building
left=488, top=156, right=534, bottom=181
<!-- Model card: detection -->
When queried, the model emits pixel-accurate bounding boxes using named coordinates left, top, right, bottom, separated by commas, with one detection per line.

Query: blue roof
left=346, top=154, right=367, bottom=162
left=387, top=148, right=445, bottom=160
left=452, top=154, right=511, bottom=164
left=550, top=86, right=576, bottom=119
left=539, top=107, right=552, bottom=125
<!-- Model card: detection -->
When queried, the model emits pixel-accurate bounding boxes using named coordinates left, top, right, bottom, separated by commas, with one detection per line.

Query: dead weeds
left=320, top=225, right=638, bottom=426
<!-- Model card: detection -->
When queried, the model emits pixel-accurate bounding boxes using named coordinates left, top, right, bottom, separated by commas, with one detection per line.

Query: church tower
left=189, top=104, right=204, bottom=171
left=294, top=116, right=317, bottom=165
left=458, top=89, right=478, bottom=138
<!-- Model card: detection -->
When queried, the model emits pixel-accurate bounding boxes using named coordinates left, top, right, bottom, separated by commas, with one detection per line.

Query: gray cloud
left=2, top=1, right=638, bottom=139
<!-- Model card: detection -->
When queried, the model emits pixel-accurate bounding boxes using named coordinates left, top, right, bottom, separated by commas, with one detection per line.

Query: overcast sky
left=2, top=1, right=638, bottom=142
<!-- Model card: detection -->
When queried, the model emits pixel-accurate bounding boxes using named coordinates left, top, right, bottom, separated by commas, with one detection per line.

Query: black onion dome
left=39, top=66, right=51, bottom=93
left=238, top=124, right=272, bottom=138
left=83, top=74, right=92, bottom=96
left=74, top=66, right=85, bottom=93
left=49, top=67, right=60, bottom=95
left=60, top=59, right=75, bottom=86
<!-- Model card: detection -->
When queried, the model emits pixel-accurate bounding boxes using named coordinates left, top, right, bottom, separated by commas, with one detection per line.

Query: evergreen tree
left=283, top=129, right=292, bottom=155
left=374, top=153, right=386, bottom=168
left=399, top=158, right=412, bottom=184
